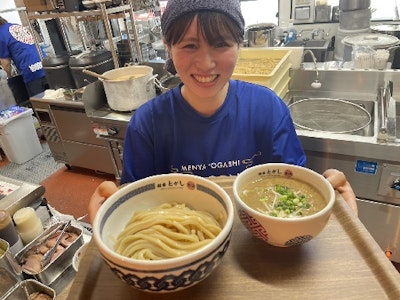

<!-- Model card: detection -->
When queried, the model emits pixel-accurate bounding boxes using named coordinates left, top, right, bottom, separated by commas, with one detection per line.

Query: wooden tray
left=62, top=176, right=400, bottom=299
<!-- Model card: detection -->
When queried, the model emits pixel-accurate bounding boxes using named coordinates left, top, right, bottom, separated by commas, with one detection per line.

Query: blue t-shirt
left=121, top=80, right=306, bottom=184
left=0, top=23, right=45, bottom=83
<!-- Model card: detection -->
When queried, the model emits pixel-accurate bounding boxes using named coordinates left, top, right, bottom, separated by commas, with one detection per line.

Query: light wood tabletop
left=60, top=176, right=400, bottom=300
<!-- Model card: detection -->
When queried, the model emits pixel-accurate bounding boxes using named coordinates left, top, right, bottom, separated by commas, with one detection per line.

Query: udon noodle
left=114, top=203, right=222, bottom=260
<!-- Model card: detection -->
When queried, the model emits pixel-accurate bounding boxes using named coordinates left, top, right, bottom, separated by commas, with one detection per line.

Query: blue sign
left=355, top=160, right=378, bottom=175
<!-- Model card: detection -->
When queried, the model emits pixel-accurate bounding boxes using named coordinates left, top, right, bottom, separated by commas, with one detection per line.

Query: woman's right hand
left=88, top=181, right=119, bottom=225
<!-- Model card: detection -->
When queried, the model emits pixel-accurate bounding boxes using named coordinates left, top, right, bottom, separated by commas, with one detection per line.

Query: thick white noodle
left=114, top=203, right=222, bottom=260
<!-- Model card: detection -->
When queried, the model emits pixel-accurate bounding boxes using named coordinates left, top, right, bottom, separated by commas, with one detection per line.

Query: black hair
left=163, top=11, right=244, bottom=47
left=0, top=16, right=8, bottom=26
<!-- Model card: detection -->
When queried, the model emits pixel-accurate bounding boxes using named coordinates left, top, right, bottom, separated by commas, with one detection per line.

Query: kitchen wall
left=0, top=0, right=22, bottom=24
left=240, top=1, right=278, bottom=26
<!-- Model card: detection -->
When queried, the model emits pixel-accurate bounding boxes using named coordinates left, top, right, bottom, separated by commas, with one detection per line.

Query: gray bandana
left=161, top=0, right=244, bottom=36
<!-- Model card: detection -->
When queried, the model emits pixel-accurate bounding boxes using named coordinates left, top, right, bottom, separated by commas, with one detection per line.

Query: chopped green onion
left=258, top=185, right=312, bottom=218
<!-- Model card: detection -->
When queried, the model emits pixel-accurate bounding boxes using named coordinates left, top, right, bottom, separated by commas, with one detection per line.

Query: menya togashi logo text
left=170, top=151, right=262, bottom=174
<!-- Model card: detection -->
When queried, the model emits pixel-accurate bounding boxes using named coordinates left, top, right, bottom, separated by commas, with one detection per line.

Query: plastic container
left=13, top=207, right=44, bottom=245
left=0, top=107, right=42, bottom=164
left=0, top=210, right=24, bottom=255
left=285, top=19, right=297, bottom=44
left=352, top=45, right=375, bottom=68
left=374, top=49, right=390, bottom=69
left=232, top=48, right=292, bottom=88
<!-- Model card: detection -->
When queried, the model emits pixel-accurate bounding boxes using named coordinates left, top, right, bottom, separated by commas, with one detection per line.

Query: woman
left=0, top=16, right=48, bottom=97
left=89, top=0, right=357, bottom=223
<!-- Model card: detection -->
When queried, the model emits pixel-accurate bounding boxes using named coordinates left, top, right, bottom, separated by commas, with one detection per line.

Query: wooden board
left=62, top=176, right=400, bottom=300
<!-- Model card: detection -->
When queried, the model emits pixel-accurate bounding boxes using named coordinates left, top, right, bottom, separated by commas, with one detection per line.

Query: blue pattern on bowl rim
left=102, top=231, right=232, bottom=292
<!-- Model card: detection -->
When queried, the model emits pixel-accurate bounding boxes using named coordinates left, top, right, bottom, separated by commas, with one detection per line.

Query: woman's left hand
left=88, top=181, right=119, bottom=225
left=323, top=169, right=358, bottom=216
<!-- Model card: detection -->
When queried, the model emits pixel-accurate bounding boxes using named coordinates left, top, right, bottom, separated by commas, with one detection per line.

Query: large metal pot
left=371, top=24, right=400, bottom=68
left=342, top=33, right=399, bottom=61
left=246, top=23, right=276, bottom=47
left=371, top=24, right=400, bottom=39
left=339, top=8, right=371, bottom=30
left=42, top=54, right=76, bottom=89
left=339, top=0, right=370, bottom=11
left=101, top=66, right=157, bottom=111
left=154, top=74, right=181, bottom=94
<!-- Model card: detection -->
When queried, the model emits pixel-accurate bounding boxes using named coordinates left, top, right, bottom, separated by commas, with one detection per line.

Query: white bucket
left=101, top=66, right=157, bottom=111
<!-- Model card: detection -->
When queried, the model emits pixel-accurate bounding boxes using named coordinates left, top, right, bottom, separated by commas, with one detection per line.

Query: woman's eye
left=182, top=43, right=197, bottom=49
left=215, top=41, right=231, bottom=48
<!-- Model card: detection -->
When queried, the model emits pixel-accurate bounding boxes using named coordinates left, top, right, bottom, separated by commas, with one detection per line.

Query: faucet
left=302, top=49, right=321, bottom=89
left=378, top=80, right=397, bottom=142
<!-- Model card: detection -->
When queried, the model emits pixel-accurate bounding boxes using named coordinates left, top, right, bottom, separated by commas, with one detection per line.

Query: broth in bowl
left=240, top=177, right=326, bottom=218
left=233, top=163, right=335, bottom=247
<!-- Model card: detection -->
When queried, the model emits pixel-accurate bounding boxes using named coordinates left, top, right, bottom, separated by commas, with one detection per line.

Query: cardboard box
left=24, top=0, right=57, bottom=12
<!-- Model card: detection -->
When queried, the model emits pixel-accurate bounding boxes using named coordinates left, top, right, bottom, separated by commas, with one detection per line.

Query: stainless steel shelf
left=25, top=4, right=141, bottom=67
left=25, top=5, right=132, bottom=20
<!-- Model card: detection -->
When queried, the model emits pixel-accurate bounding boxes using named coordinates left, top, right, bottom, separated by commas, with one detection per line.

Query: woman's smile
left=192, top=74, right=219, bottom=83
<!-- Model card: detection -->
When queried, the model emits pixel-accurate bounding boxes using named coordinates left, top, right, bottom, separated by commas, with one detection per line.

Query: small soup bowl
left=93, top=173, right=234, bottom=293
left=233, top=163, right=335, bottom=247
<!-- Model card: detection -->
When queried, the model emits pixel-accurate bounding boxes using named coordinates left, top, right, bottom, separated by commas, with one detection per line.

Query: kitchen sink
left=285, top=39, right=331, bottom=62
left=287, top=97, right=375, bottom=137
left=285, top=40, right=329, bottom=48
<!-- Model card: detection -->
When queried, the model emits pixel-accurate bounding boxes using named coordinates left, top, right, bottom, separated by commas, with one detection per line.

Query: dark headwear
left=161, top=0, right=245, bottom=75
left=161, top=0, right=245, bottom=36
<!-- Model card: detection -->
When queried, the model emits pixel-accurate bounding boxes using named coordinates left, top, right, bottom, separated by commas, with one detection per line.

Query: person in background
left=89, top=0, right=358, bottom=223
left=0, top=16, right=48, bottom=97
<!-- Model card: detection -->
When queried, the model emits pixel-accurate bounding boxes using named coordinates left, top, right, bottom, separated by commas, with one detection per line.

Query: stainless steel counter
left=81, top=81, right=132, bottom=180
left=0, top=175, right=45, bottom=216
left=287, top=68, right=400, bottom=262
left=30, top=93, right=115, bottom=175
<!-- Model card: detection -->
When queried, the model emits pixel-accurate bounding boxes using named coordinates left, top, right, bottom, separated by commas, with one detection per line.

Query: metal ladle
left=82, top=69, right=111, bottom=80
left=82, top=69, right=142, bottom=81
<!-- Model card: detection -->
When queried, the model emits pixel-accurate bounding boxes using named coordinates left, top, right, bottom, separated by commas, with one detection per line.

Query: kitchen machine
left=82, top=80, right=131, bottom=181
left=291, top=0, right=315, bottom=24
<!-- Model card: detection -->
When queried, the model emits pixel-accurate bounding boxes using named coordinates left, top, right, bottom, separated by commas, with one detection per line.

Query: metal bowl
left=15, top=223, right=84, bottom=285
left=288, top=98, right=372, bottom=134
left=82, top=0, right=96, bottom=9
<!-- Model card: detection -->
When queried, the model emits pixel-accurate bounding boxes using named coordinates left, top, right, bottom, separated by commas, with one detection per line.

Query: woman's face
left=168, top=16, right=239, bottom=102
